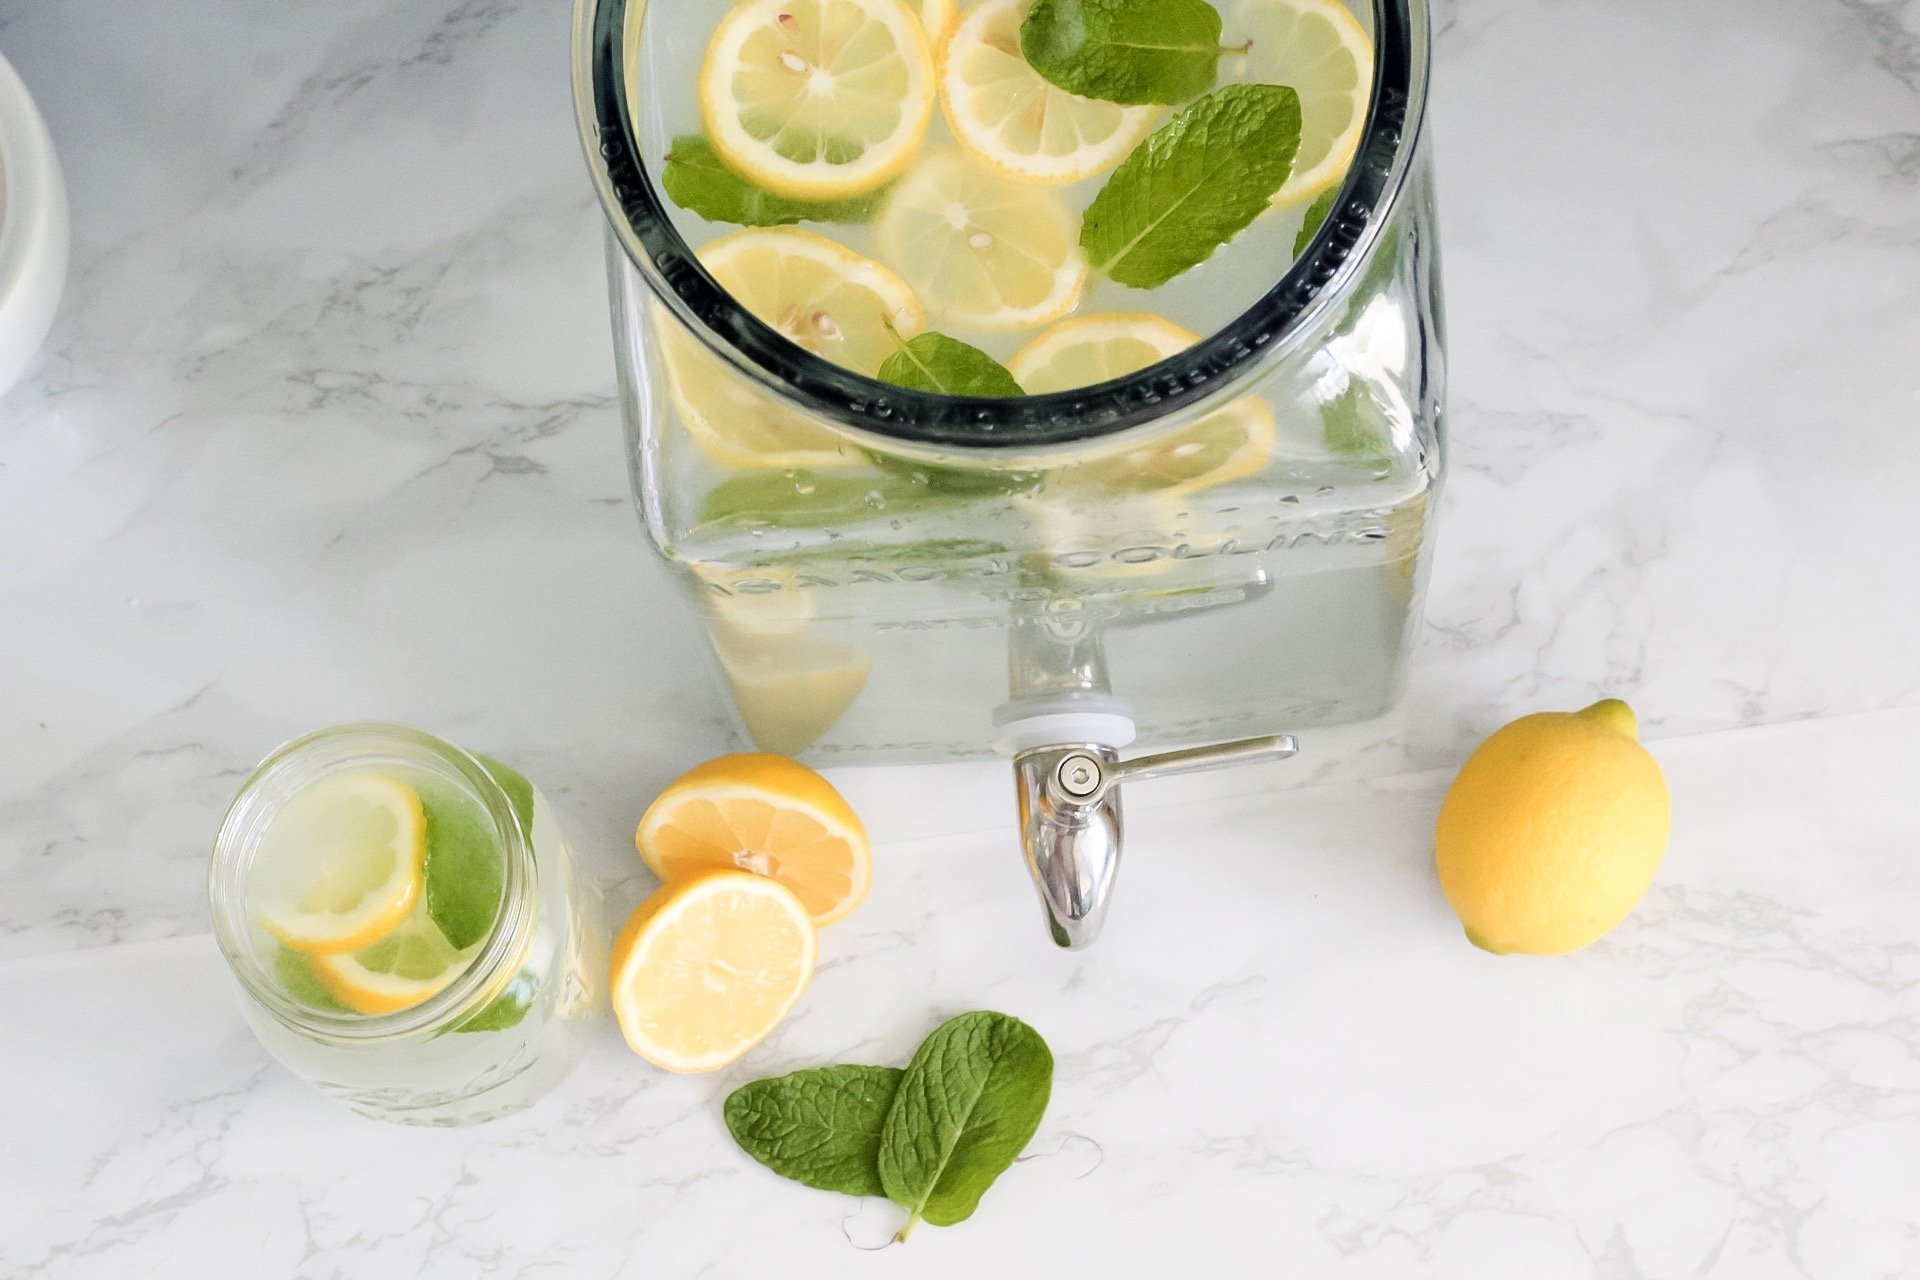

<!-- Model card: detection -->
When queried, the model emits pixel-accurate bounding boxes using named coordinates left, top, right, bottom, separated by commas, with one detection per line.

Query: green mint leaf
left=878, top=1011, right=1054, bottom=1235
left=474, top=754, right=536, bottom=840
left=1021, top=0, right=1227, bottom=105
left=273, top=945, right=349, bottom=1013
left=417, top=775, right=505, bottom=951
left=662, top=136, right=881, bottom=227
left=1319, top=381, right=1396, bottom=473
left=1293, top=186, right=1339, bottom=258
left=726, top=1065, right=906, bottom=1197
left=453, top=968, right=537, bottom=1034
left=877, top=332, right=1025, bottom=398
left=1081, top=83, right=1302, bottom=288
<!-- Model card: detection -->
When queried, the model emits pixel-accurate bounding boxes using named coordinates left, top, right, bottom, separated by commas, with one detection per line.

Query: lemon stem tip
left=1578, top=698, right=1638, bottom=740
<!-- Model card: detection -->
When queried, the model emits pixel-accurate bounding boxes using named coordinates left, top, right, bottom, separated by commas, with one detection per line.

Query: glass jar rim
left=207, top=722, right=537, bottom=1044
left=573, top=0, right=1431, bottom=453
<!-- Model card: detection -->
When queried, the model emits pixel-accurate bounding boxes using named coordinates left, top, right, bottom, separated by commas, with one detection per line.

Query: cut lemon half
left=309, top=902, right=475, bottom=1015
left=254, top=771, right=426, bottom=957
left=939, top=0, right=1159, bottom=183
left=1011, top=312, right=1276, bottom=494
left=872, top=150, right=1086, bottom=331
left=609, top=870, right=819, bottom=1073
left=662, top=227, right=924, bottom=469
left=1224, top=0, right=1373, bottom=208
left=698, top=0, right=937, bottom=200
left=637, top=753, right=872, bottom=927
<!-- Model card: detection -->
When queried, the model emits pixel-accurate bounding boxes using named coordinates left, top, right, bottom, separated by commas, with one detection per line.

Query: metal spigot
left=1010, top=735, right=1299, bottom=948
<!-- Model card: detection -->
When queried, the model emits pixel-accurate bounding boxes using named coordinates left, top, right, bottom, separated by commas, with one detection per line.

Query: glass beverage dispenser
left=574, top=0, right=1444, bottom=945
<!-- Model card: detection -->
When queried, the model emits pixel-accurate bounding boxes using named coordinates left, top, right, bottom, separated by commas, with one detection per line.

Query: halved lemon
left=939, top=0, right=1159, bottom=184
left=309, top=901, right=475, bottom=1015
left=661, top=227, right=924, bottom=469
left=1011, top=312, right=1276, bottom=493
left=609, top=870, right=819, bottom=1073
left=872, top=150, right=1086, bottom=331
left=1223, top=0, right=1373, bottom=208
left=698, top=0, right=937, bottom=200
left=254, top=771, right=426, bottom=957
left=637, top=753, right=872, bottom=927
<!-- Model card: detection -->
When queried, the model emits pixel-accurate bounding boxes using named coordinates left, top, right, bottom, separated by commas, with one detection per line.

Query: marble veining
left=1, top=0, right=1917, bottom=1273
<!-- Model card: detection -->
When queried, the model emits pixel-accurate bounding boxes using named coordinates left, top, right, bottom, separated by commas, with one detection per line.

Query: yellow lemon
left=1435, top=699, right=1670, bottom=955
left=608, top=870, right=818, bottom=1073
left=637, top=752, right=873, bottom=927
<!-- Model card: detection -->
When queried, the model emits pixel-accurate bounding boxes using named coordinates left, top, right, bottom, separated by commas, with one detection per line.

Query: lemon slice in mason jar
left=1010, top=312, right=1275, bottom=494
left=939, top=0, right=1159, bottom=184
left=1222, top=0, right=1374, bottom=208
left=309, top=901, right=477, bottom=1016
left=662, top=227, right=924, bottom=470
left=253, top=771, right=426, bottom=957
left=698, top=0, right=937, bottom=200
left=872, top=150, right=1087, bottom=332
left=916, top=0, right=955, bottom=45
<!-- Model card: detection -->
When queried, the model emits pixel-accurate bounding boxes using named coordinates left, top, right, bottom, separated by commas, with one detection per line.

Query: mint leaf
left=698, top=471, right=967, bottom=529
left=474, top=754, right=535, bottom=840
left=662, top=136, right=881, bottom=227
left=726, top=1065, right=906, bottom=1197
left=877, top=332, right=1025, bottom=398
left=1294, top=185, right=1339, bottom=258
left=273, top=945, right=349, bottom=1013
left=878, top=1011, right=1053, bottom=1236
left=1081, top=83, right=1301, bottom=288
left=1021, top=0, right=1227, bottom=105
left=417, top=775, right=505, bottom=951
left=1320, top=381, right=1395, bottom=473
left=453, top=967, right=536, bottom=1034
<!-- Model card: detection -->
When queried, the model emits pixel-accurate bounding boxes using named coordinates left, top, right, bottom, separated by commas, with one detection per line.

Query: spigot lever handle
left=1047, top=734, right=1298, bottom=805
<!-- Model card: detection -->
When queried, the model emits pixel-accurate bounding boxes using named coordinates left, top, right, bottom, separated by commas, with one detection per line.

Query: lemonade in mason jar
left=209, top=724, right=606, bottom=1125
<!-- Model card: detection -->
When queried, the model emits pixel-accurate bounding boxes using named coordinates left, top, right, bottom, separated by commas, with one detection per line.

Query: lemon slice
left=713, top=631, right=874, bottom=758
left=638, top=752, right=872, bottom=926
left=698, top=0, right=937, bottom=200
left=1010, top=312, right=1275, bottom=493
left=1224, top=0, right=1373, bottom=208
left=610, top=870, right=819, bottom=1073
left=309, top=901, right=475, bottom=1015
left=662, top=227, right=924, bottom=469
left=939, top=0, right=1159, bottom=183
left=253, top=771, right=426, bottom=957
left=872, top=150, right=1086, bottom=331
left=917, top=0, right=955, bottom=44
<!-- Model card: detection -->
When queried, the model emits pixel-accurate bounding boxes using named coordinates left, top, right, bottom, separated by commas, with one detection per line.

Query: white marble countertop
left=3, top=0, right=1918, bottom=1275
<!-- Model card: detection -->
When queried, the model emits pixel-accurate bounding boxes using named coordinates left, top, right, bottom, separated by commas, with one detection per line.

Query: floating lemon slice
left=254, top=771, right=426, bottom=957
left=1224, top=0, right=1374, bottom=208
left=662, top=227, right=924, bottom=469
left=714, top=632, right=874, bottom=758
left=609, top=870, right=819, bottom=1073
left=872, top=150, right=1086, bottom=331
left=637, top=752, right=873, bottom=927
left=1010, top=312, right=1275, bottom=494
left=698, top=0, right=937, bottom=200
left=939, top=0, right=1159, bottom=184
left=917, top=0, right=955, bottom=45
left=309, top=901, right=475, bottom=1015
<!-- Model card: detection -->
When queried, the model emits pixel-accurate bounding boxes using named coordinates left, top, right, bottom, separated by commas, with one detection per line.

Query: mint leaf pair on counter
left=724, top=1011, right=1054, bottom=1240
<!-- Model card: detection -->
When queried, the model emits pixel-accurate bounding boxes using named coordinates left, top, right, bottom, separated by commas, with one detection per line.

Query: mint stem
left=894, top=1212, right=921, bottom=1244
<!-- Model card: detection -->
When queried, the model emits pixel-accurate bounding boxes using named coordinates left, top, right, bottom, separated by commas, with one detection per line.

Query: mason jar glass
left=209, top=724, right=606, bottom=1126
left=575, top=0, right=1443, bottom=765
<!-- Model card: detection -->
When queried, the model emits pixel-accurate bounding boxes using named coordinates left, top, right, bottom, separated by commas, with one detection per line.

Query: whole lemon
left=1435, top=699, right=1670, bottom=955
